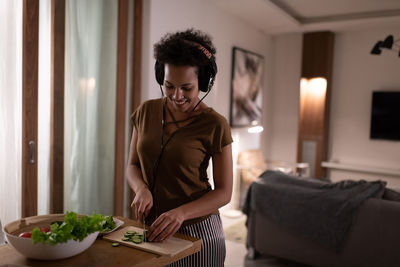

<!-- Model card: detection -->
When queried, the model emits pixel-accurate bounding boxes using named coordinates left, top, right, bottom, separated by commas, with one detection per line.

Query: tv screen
left=370, top=91, right=400, bottom=141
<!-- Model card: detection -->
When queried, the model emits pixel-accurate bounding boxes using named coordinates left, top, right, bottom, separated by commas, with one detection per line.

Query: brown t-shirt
left=131, top=98, right=233, bottom=226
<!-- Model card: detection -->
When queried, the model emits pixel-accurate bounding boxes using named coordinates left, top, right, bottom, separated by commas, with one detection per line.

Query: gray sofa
left=243, top=171, right=400, bottom=267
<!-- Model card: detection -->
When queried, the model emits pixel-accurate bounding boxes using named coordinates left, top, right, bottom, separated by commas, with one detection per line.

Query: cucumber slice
left=112, top=242, right=120, bottom=247
left=132, top=238, right=143, bottom=244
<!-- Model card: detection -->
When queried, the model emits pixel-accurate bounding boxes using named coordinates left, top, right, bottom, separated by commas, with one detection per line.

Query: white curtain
left=64, top=0, right=117, bottom=215
left=38, top=0, right=51, bottom=215
left=0, top=0, right=22, bottom=226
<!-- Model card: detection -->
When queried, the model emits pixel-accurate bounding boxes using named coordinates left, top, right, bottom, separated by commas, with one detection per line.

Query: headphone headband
left=182, top=40, right=213, bottom=60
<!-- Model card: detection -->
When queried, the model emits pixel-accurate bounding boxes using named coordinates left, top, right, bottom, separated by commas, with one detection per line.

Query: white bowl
left=4, top=214, right=99, bottom=260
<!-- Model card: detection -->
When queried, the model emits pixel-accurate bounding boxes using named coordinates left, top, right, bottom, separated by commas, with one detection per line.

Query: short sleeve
left=130, top=102, right=144, bottom=131
left=210, top=115, right=233, bottom=154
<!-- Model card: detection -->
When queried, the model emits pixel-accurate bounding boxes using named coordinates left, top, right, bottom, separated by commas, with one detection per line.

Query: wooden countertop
left=0, top=216, right=201, bottom=267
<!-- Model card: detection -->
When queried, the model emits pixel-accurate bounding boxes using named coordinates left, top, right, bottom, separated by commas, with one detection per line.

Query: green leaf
left=31, top=227, right=47, bottom=244
left=101, top=215, right=117, bottom=232
left=30, top=211, right=106, bottom=245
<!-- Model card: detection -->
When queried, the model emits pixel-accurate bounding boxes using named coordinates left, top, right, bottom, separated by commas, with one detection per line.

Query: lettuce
left=31, top=211, right=106, bottom=245
left=101, top=215, right=117, bottom=232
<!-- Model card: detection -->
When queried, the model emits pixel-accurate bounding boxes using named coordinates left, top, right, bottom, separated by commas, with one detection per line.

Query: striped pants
left=168, top=214, right=226, bottom=267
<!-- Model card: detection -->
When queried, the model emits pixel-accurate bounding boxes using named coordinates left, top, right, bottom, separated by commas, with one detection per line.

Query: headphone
left=154, top=40, right=218, bottom=93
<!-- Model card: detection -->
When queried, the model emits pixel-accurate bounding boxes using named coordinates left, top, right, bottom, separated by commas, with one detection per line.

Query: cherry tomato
left=18, top=232, right=32, bottom=238
left=40, top=227, right=50, bottom=233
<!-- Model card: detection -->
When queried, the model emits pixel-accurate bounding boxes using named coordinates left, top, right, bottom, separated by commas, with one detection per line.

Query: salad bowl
left=4, top=213, right=100, bottom=260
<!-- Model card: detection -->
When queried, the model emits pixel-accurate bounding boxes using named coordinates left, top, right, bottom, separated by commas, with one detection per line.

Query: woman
left=126, top=28, right=233, bottom=266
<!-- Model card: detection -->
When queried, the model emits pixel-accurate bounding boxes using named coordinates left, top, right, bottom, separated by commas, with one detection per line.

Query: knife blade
left=142, top=217, right=147, bottom=242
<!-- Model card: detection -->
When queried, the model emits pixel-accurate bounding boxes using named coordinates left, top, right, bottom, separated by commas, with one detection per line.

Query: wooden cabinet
left=297, top=31, right=334, bottom=179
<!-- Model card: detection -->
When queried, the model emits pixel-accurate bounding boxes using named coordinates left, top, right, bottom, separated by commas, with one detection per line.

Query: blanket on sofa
left=242, top=170, right=387, bottom=251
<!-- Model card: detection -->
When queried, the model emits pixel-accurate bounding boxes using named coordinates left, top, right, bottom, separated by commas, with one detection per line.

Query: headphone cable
left=192, top=76, right=213, bottom=112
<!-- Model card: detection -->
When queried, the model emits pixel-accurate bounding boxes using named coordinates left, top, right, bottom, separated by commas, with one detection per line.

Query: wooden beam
left=50, top=0, right=65, bottom=213
left=22, top=0, right=39, bottom=217
left=114, top=0, right=129, bottom=216
left=129, top=0, right=143, bottom=219
left=132, top=0, right=142, bottom=111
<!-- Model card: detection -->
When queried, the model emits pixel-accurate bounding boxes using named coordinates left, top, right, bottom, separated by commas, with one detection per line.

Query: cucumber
left=132, top=237, right=142, bottom=244
left=121, top=230, right=144, bottom=244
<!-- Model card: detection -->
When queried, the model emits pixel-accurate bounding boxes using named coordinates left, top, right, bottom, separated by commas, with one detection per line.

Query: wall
left=270, top=28, right=400, bottom=187
left=266, top=33, right=303, bottom=164
left=328, top=29, right=400, bottom=187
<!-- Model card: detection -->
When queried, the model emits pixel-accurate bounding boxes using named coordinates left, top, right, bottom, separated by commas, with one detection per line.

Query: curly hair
left=153, top=28, right=217, bottom=91
left=154, top=28, right=216, bottom=66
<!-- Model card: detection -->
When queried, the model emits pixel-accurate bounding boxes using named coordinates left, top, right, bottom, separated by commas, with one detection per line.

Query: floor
left=221, top=209, right=306, bottom=267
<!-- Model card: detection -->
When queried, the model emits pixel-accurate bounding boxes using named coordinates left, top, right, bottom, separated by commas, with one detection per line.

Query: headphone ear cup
left=154, top=61, right=164, bottom=85
left=198, top=67, right=213, bottom=92
left=199, top=57, right=217, bottom=92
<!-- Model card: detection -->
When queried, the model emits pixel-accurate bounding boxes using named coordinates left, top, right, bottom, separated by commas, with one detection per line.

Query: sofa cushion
left=383, top=188, right=400, bottom=201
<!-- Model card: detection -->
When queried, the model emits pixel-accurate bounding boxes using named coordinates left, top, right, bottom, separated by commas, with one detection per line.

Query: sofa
left=243, top=170, right=400, bottom=267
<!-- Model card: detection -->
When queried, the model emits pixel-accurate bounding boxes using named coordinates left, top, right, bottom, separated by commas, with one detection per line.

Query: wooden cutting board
left=103, top=226, right=194, bottom=256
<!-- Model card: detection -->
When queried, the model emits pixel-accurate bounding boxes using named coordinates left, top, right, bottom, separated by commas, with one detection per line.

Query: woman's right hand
left=131, top=186, right=153, bottom=221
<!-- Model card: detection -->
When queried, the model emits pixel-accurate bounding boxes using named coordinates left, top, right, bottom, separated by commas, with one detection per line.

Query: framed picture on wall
left=229, top=47, right=264, bottom=127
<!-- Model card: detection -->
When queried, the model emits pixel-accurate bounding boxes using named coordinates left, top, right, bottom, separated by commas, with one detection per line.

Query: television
left=370, top=91, right=400, bottom=141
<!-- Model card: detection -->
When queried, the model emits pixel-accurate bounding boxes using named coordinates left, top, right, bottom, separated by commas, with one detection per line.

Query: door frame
left=49, top=0, right=65, bottom=214
left=22, top=0, right=39, bottom=218
left=22, top=0, right=142, bottom=217
left=49, top=0, right=136, bottom=215
left=114, top=0, right=129, bottom=216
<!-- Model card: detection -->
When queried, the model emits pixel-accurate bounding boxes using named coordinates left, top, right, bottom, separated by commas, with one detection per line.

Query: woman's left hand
left=147, top=208, right=185, bottom=242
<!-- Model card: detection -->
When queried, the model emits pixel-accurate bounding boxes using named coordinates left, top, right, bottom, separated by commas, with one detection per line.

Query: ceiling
left=207, top=0, right=400, bottom=34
